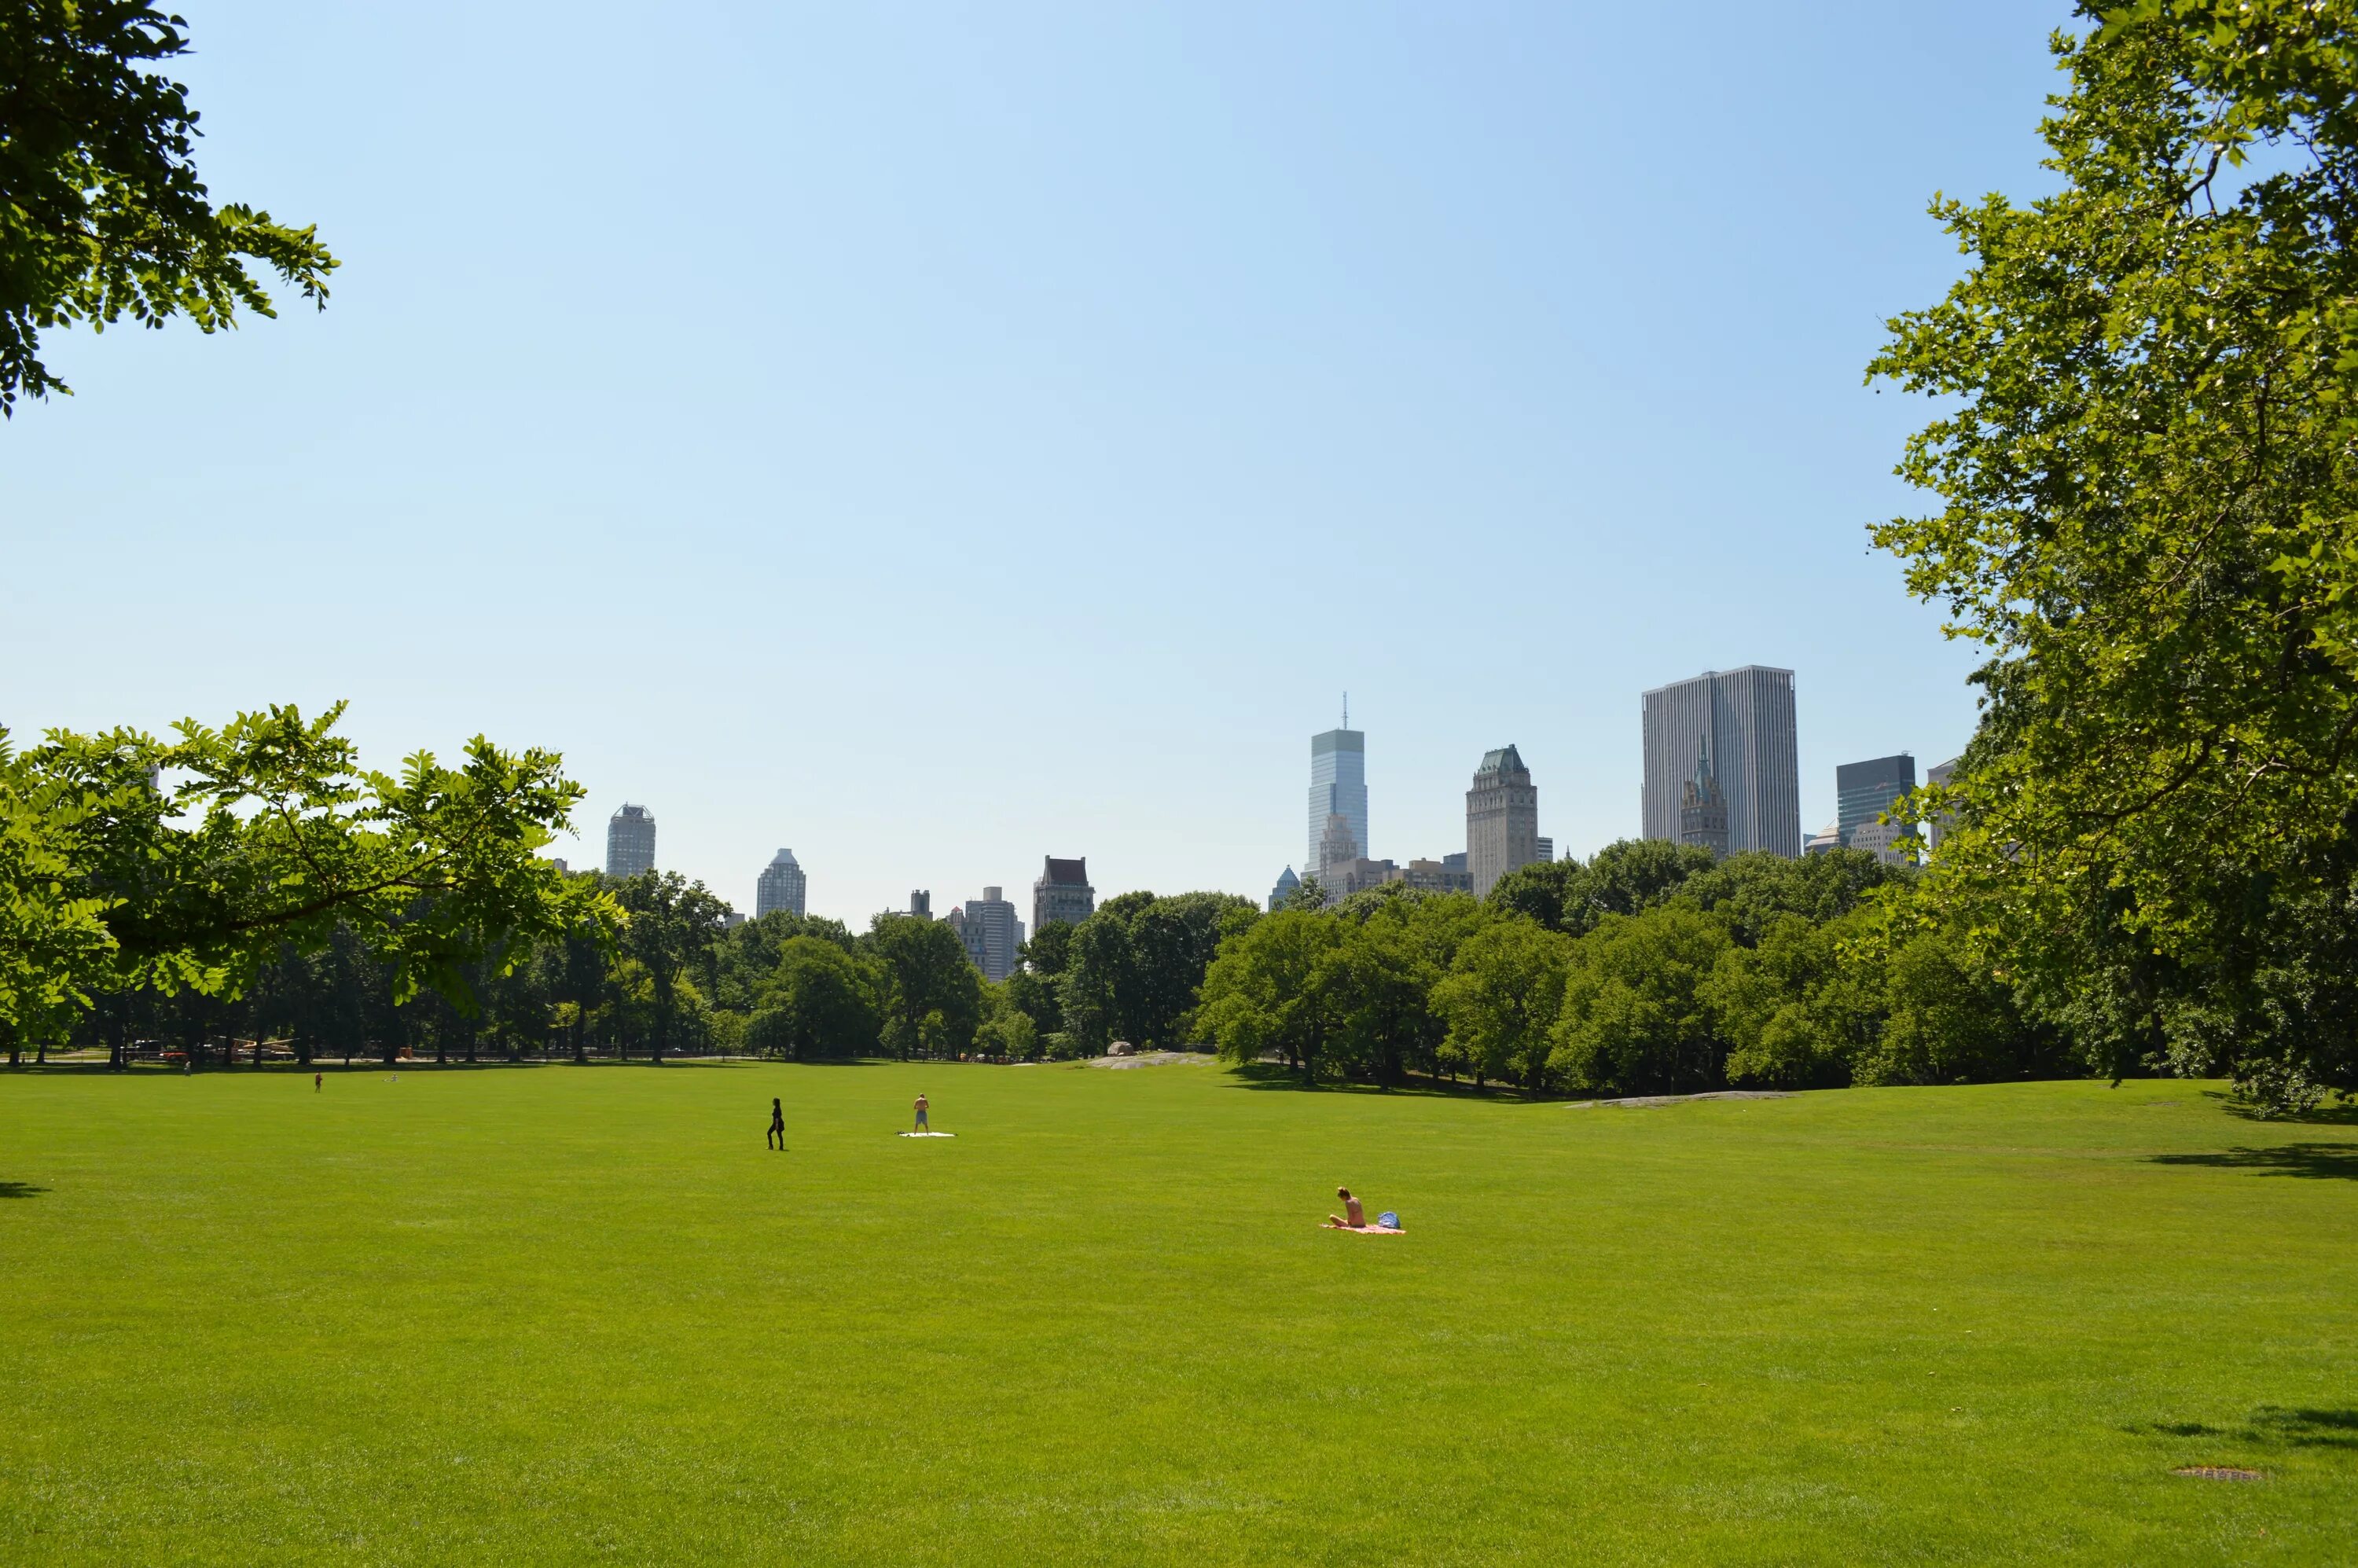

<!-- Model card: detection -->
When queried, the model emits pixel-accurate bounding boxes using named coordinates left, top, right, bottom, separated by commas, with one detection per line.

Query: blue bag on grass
left=1376, top=1211, right=1400, bottom=1229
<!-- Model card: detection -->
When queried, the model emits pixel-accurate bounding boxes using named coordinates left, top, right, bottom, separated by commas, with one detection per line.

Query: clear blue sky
left=2, top=1, right=2073, bottom=924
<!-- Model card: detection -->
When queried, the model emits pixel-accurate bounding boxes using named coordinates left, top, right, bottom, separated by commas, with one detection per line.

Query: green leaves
left=0, top=703, right=615, bottom=1046
left=0, top=1, right=336, bottom=410
left=1871, top=2, right=2358, bottom=1103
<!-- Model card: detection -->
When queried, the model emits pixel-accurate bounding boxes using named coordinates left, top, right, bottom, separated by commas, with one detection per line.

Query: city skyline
left=6, top=3, right=2040, bottom=924
left=599, top=679, right=1958, bottom=922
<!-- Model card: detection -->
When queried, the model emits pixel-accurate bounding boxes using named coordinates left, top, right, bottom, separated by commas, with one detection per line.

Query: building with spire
left=1307, top=697, right=1369, bottom=879
left=1679, top=735, right=1729, bottom=855
left=1269, top=866, right=1301, bottom=911
left=755, top=848, right=806, bottom=918
left=1465, top=744, right=1540, bottom=898
left=605, top=803, right=656, bottom=879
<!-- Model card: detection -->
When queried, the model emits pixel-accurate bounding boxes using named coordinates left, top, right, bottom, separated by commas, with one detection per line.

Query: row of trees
left=1196, top=843, right=2066, bottom=1096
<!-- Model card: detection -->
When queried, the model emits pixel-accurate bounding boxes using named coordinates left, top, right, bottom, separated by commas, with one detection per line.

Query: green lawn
left=1, top=1061, right=2352, bottom=1564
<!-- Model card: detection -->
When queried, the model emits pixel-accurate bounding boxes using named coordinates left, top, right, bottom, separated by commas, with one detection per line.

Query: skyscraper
left=1465, top=744, right=1539, bottom=898
left=1679, top=734, right=1729, bottom=855
left=1307, top=700, right=1368, bottom=876
left=1033, top=856, right=1094, bottom=934
left=953, top=887, right=1025, bottom=982
left=755, top=848, right=806, bottom=918
left=1269, top=865, right=1301, bottom=911
left=1836, top=754, right=1917, bottom=847
left=1641, top=667, right=1801, bottom=857
left=605, top=803, right=656, bottom=878
left=1534, top=837, right=1554, bottom=865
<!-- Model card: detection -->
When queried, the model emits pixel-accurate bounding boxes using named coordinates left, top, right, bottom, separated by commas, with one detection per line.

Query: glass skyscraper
left=605, top=803, right=656, bottom=878
left=755, top=848, right=806, bottom=918
left=1308, top=710, right=1368, bottom=876
left=1836, top=754, right=1917, bottom=848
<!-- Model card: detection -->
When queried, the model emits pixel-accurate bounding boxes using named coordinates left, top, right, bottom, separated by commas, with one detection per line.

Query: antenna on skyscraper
left=1343, top=691, right=1350, bottom=729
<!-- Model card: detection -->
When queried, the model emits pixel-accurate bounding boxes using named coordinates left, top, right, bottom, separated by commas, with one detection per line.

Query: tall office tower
left=909, top=890, right=932, bottom=919
left=1269, top=866, right=1301, bottom=911
left=1836, top=753, right=1917, bottom=847
left=1923, top=756, right=1960, bottom=851
left=1679, top=735, right=1730, bottom=855
left=1465, top=744, right=1540, bottom=898
left=1535, top=837, right=1555, bottom=865
left=1033, top=856, right=1095, bottom=935
left=1641, top=666, right=1802, bottom=856
left=755, top=848, right=806, bottom=918
left=605, top=803, right=656, bottom=878
left=1307, top=701, right=1369, bottom=876
left=954, top=887, right=1025, bottom=982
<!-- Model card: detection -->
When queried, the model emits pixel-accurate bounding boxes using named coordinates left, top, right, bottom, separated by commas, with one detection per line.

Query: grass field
left=2, top=1060, right=2353, bottom=1564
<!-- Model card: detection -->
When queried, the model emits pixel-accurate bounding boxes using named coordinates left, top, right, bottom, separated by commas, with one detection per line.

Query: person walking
left=766, top=1096, right=786, bottom=1151
left=913, top=1092, right=930, bottom=1133
left=314, top=1071, right=321, bottom=1093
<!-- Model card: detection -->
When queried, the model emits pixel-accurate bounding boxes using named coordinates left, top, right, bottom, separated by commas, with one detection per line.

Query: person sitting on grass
left=1325, top=1187, right=1366, bottom=1228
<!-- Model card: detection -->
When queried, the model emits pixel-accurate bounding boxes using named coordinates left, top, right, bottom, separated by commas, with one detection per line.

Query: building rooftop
left=1041, top=856, right=1089, bottom=886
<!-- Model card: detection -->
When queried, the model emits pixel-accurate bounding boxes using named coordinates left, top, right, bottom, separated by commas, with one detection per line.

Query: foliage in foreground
left=1, top=704, right=612, bottom=1063
left=0, top=1, right=336, bottom=412
left=1872, top=1, right=2358, bottom=1111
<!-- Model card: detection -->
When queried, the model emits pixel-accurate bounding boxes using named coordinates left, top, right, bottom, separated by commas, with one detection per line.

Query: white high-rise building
left=755, top=848, right=806, bottom=918
left=1640, top=667, right=1801, bottom=857
left=605, top=803, right=656, bottom=879
left=953, top=887, right=1026, bottom=982
left=1307, top=699, right=1368, bottom=873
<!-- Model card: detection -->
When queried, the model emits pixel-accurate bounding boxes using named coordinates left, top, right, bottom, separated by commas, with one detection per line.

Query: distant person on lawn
left=1326, top=1187, right=1366, bottom=1229
left=913, top=1092, right=930, bottom=1133
left=767, top=1096, right=785, bottom=1151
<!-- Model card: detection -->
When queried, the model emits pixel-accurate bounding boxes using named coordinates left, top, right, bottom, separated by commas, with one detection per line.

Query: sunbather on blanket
left=1326, top=1188, right=1366, bottom=1228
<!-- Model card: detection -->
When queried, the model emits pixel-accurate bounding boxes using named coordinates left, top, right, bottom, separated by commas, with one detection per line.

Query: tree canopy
left=0, top=703, right=613, bottom=1056
left=1871, top=1, right=2358, bottom=1107
left=1, top=1, right=336, bottom=412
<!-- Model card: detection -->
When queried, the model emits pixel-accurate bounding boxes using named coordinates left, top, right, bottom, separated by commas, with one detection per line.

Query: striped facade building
left=1640, top=666, right=1801, bottom=857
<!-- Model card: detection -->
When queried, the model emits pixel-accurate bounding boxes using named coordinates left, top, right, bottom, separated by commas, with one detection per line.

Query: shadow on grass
left=2138, top=1408, right=2358, bottom=1451
left=2150, top=1144, right=2358, bottom=1181
left=1218, top=1061, right=1549, bottom=1100
left=0, top=1181, right=50, bottom=1199
left=2202, top=1089, right=2358, bottom=1126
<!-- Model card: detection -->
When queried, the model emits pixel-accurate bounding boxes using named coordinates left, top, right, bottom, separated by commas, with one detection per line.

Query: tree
left=1060, top=892, right=1258, bottom=1053
left=614, top=872, right=729, bottom=1063
left=975, top=982, right=1040, bottom=1060
left=751, top=935, right=878, bottom=1059
left=865, top=913, right=980, bottom=1059
left=1550, top=906, right=1732, bottom=1096
left=1, top=2, right=336, bottom=413
left=1870, top=4, right=2358, bottom=1107
left=1432, top=916, right=1574, bottom=1089
left=1197, top=909, right=1343, bottom=1081
left=1702, top=912, right=1876, bottom=1089
left=0, top=705, right=614, bottom=1062
left=1673, top=848, right=1911, bottom=948
left=1485, top=859, right=1582, bottom=931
